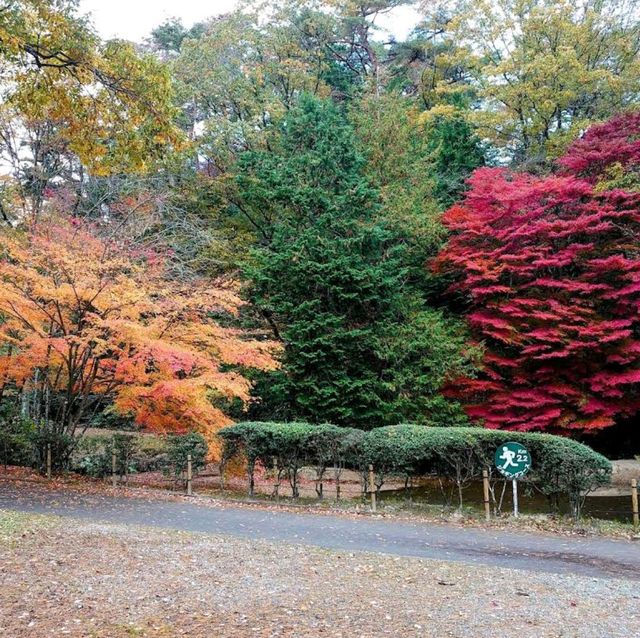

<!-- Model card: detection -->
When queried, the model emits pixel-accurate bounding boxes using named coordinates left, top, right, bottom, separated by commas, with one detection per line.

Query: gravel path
left=1, top=483, right=639, bottom=580
left=1, top=512, right=638, bottom=638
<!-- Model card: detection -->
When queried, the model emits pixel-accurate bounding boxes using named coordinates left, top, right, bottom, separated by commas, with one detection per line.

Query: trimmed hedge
left=219, top=422, right=612, bottom=518
left=361, top=426, right=612, bottom=516
left=219, top=422, right=363, bottom=497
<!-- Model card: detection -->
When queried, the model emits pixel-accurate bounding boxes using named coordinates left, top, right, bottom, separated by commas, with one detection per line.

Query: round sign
left=494, top=442, right=531, bottom=479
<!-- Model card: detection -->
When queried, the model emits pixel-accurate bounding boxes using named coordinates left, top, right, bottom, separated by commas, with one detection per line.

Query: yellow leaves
left=418, top=105, right=460, bottom=123
left=0, top=215, right=279, bottom=443
left=0, top=0, right=183, bottom=180
left=425, top=0, right=640, bottom=155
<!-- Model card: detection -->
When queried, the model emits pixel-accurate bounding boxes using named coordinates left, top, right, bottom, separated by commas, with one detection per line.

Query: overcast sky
left=78, top=0, right=421, bottom=43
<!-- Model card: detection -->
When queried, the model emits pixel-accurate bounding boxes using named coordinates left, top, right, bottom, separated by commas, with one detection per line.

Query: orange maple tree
left=0, top=216, right=277, bottom=453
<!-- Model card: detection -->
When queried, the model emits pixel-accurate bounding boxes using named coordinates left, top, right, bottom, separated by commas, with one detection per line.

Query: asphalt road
left=1, top=482, right=639, bottom=580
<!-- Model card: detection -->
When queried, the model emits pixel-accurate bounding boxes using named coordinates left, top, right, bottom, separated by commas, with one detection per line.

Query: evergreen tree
left=425, top=116, right=487, bottom=210
left=238, top=95, right=475, bottom=428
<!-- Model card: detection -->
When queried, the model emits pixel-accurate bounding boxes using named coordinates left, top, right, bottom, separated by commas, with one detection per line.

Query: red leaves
left=437, top=112, right=640, bottom=434
left=559, top=111, right=640, bottom=181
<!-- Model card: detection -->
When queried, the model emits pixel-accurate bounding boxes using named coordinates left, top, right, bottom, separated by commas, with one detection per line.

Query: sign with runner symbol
left=494, top=442, right=531, bottom=517
left=494, top=442, right=531, bottom=479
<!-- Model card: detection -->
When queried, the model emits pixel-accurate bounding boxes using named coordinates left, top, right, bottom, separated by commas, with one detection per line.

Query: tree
left=422, top=0, right=640, bottom=161
left=0, top=0, right=180, bottom=220
left=170, top=7, right=332, bottom=172
left=0, top=216, right=277, bottom=454
left=422, top=114, right=487, bottom=209
left=385, top=19, right=477, bottom=110
left=321, top=0, right=415, bottom=92
left=148, top=17, right=206, bottom=58
left=238, top=95, right=475, bottom=427
left=434, top=111, right=640, bottom=434
left=351, top=93, right=485, bottom=307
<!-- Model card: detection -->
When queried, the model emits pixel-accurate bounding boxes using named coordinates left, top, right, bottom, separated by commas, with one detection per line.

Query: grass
left=0, top=509, right=59, bottom=547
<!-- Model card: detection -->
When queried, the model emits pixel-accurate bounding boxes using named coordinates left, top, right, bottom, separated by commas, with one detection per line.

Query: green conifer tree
left=238, top=95, right=476, bottom=428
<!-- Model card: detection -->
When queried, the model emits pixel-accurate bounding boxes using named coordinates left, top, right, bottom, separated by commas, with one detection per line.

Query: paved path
left=1, top=483, right=639, bottom=580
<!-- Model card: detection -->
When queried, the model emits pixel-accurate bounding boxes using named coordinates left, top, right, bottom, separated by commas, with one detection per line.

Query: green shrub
left=520, top=434, right=611, bottom=518
left=133, top=436, right=170, bottom=473
left=221, top=421, right=611, bottom=518
left=304, top=423, right=364, bottom=498
left=0, top=406, right=35, bottom=468
left=219, top=421, right=310, bottom=497
left=360, top=426, right=486, bottom=506
left=75, top=433, right=141, bottom=479
left=74, top=436, right=111, bottom=477
left=163, top=432, right=208, bottom=483
left=29, top=426, right=76, bottom=473
left=362, top=425, right=611, bottom=516
left=74, top=432, right=170, bottom=478
left=219, top=421, right=363, bottom=498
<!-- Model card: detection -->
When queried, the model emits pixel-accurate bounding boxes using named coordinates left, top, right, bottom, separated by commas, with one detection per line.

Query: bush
left=75, top=433, right=141, bottom=479
left=219, top=421, right=363, bottom=497
left=163, top=432, right=208, bottom=483
left=133, top=436, right=170, bottom=473
left=0, top=406, right=35, bottom=468
left=304, top=423, right=364, bottom=498
left=362, top=425, right=611, bottom=516
left=360, top=426, right=487, bottom=506
left=521, top=434, right=612, bottom=518
left=29, top=426, right=76, bottom=473
left=75, top=433, right=171, bottom=477
left=221, top=421, right=611, bottom=517
left=74, top=436, right=112, bottom=477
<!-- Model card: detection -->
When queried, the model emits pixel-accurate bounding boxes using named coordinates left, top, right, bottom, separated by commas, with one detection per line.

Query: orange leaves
left=0, top=215, right=278, bottom=443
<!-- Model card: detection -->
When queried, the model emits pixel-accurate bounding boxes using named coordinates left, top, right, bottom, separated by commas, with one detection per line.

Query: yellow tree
left=421, top=0, right=640, bottom=159
left=0, top=215, right=278, bottom=456
left=0, top=0, right=182, bottom=220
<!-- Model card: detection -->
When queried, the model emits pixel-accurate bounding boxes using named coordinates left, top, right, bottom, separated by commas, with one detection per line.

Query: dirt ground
left=1, top=510, right=638, bottom=638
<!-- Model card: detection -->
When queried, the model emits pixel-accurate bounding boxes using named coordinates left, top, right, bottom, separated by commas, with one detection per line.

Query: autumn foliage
left=0, top=217, right=277, bottom=450
left=435, top=112, right=640, bottom=433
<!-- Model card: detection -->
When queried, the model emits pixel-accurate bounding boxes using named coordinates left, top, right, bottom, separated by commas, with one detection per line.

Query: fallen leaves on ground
left=0, top=513, right=638, bottom=637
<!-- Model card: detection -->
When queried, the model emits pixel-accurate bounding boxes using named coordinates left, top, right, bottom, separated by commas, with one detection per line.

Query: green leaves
left=237, top=95, right=476, bottom=427
left=221, top=421, right=612, bottom=517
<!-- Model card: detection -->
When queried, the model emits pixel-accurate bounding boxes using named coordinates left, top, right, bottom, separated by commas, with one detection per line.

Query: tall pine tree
left=237, top=96, right=475, bottom=428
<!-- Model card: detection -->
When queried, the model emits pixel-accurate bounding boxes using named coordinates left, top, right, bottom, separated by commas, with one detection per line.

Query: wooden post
left=482, top=469, right=491, bottom=521
left=111, top=442, right=117, bottom=488
left=187, top=454, right=193, bottom=496
left=46, top=443, right=52, bottom=480
left=632, top=478, right=639, bottom=530
left=271, top=457, right=280, bottom=501
left=368, top=464, right=377, bottom=513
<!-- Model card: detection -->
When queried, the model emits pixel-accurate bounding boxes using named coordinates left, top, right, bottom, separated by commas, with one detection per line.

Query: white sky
left=78, top=0, right=421, bottom=43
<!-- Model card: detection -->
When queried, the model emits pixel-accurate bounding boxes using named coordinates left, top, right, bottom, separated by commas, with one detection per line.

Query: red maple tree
left=435, top=112, right=640, bottom=433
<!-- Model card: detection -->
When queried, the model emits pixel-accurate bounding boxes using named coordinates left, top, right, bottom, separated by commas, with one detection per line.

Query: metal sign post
left=495, top=442, right=531, bottom=518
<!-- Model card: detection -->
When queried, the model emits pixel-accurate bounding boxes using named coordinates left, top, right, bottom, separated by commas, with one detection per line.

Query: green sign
left=495, top=442, right=531, bottom=479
